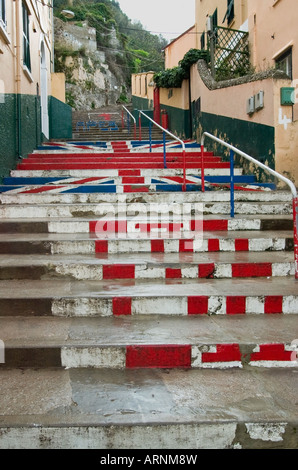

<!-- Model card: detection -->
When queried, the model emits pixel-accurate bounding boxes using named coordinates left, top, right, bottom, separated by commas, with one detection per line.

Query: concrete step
left=0, top=252, right=295, bottom=280
left=0, top=367, right=297, bottom=449
left=9, top=168, right=241, bottom=178
left=0, top=215, right=293, bottom=233
left=0, top=277, right=297, bottom=316
left=0, top=315, right=297, bottom=369
left=0, top=201, right=293, bottom=218
left=0, top=231, right=293, bottom=254
left=0, top=189, right=291, bottom=205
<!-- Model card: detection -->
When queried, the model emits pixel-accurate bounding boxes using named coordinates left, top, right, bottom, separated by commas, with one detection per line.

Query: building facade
left=131, top=0, right=298, bottom=185
left=0, top=0, right=71, bottom=181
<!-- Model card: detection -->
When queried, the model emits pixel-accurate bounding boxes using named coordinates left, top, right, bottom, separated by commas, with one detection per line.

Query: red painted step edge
left=126, top=345, right=192, bottom=368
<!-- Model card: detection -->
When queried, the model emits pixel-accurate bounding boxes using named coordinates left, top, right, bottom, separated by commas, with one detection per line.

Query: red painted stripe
left=17, top=162, right=231, bottom=170
left=264, top=296, right=283, bottom=314
left=151, top=240, right=164, bottom=252
left=235, top=239, right=249, bottom=251
left=250, top=344, right=292, bottom=362
left=188, top=296, right=209, bottom=315
left=68, top=177, right=103, bottom=184
left=126, top=345, right=192, bottom=368
left=90, top=220, right=128, bottom=233
left=198, top=263, right=215, bottom=278
left=226, top=296, right=246, bottom=315
left=95, top=240, right=108, bottom=253
left=232, top=263, right=272, bottom=278
left=208, top=239, right=220, bottom=252
left=166, top=268, right=182, bottom=279
left=118, top=170, right=141, bottom=176
left=103, top=265, right=135, bottom=279
left=202, top=344, right=242, bottom=363
left=20, top=185, right=65, bottom=194
left=203, top=220, right=228, bottom=231
left=179, top=240, right=193, bottom=252
left=113, top=297, right=132, bottom=316
left=121, top=177, right=145, bottom=184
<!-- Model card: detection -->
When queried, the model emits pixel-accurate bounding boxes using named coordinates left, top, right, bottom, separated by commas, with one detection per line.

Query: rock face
left=54, top=17, right=130, bottom=110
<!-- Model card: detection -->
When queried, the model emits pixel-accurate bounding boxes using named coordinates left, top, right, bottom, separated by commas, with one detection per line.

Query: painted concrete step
left=9, top=168, right=242, bottom=177
left=0, top=277, right=297, bottom=316
left=16, top=161, right=231, bottom=170
left=0, top=215, right=293, bottom=233
left=0, top=315, right=297, bottom=369
left=0, top=252, right=295, bottom=280
left=0, top=201, right=293, bottom=218
left=0, top=189, right=291, bottom=205
left=0, top=368, right=297, bottom=449
left=0, top=231, right=293, bottom=254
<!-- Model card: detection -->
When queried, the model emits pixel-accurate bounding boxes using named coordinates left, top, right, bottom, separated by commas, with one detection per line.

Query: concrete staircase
left=0, top=138, right=297, bottom=449
left=72, top=105, right=166, bottom=142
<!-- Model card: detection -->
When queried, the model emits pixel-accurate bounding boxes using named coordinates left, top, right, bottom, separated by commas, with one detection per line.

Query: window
left=0, top=0, right=5, bottom=27
left=200, top=32, right=205, bottom=50
left=22, top=2, right=31, bottom=71
left=276, top=48, right=292, bottom=79
left=223, top=0, right=235, bottom=25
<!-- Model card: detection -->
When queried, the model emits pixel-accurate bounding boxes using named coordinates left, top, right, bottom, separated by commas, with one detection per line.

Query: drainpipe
left=14, top=0, right=22, bottom=158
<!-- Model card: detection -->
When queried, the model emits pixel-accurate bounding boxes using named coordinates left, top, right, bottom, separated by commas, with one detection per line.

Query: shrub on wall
left=154, top=49, right=209, bottom=88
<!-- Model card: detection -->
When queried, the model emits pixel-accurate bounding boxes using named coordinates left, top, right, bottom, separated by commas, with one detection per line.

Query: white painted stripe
left=61, top=346, right=126, bottom=369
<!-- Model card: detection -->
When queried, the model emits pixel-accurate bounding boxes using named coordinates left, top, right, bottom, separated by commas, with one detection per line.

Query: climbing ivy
left=154, top=49, right=210, bottom=88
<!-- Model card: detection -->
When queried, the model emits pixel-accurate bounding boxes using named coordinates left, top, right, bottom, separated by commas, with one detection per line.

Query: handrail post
left=201, top=142, right=205, bottom=192
left=230, top=149, right=235, bottom=218
left=127, top=112, right=130, bottom=134
left=139, top=113, right=142, bottom=141
left=149, top=122, right=152, bottom=153
left=138, top=110, right=185, bottom=182
left=293, top=197, right=298, bottom=280
left=182, top=148, right=186, bottom=191
left=163, top=131, right=167, bottom=169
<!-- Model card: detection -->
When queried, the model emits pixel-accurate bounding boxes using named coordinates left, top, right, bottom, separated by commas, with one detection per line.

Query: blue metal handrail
left=138, top=111, right=187, bottom=189
left=201, top=131, right=298, bottom=279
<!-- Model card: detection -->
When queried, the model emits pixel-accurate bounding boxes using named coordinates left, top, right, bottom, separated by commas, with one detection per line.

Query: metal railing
left=138, top=111, right=187, bottom=190
left=122, top=106, right=137, bottom=140
left=201, top=132, right=298, bottom=280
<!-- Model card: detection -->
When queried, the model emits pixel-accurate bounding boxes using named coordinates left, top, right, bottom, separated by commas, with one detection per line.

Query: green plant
left=154, top=49, right=209, bottom=88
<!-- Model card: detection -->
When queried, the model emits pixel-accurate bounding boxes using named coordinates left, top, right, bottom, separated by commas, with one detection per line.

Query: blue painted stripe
left=3, top=177, right=69, bottom=185
left=37, top=146, right=67, bottom=150
left=70, top=142, right=108, bottom=147
left=0, top=186, right=21, bottom=192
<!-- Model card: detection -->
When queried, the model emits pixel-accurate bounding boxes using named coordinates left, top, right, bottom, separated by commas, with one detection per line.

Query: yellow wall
left=51, top=73, right=66, bottom=103
left=248, top=0, right=298, bottom=76
left=164, top=26, right=196, bottom=69
left=0, top=0, right=54, bottom=96
left=195, top=0, right=248, bottom=49
left=131, top=72, right=155, bottom=102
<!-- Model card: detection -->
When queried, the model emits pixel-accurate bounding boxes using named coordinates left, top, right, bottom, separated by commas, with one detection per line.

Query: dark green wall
left=159, top=104, right=191, bottom=140
left=49, top=96, right=72, bottom=140
left=0, top=93, right=41, bottom=182
left=196, top=112, right=275, bottom=183
left=0, top=94, right=17, bottom=181
left=0, top=94, right=72, bottom=182
left=132, top=95, right=191, bottom=137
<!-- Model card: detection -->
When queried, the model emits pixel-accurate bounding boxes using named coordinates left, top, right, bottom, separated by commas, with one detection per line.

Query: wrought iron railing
left=208, top=26, right=250, bottom=80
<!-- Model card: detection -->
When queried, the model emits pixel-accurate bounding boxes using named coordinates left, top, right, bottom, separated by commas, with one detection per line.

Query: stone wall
left=54, top=18, right=129, bottom=110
